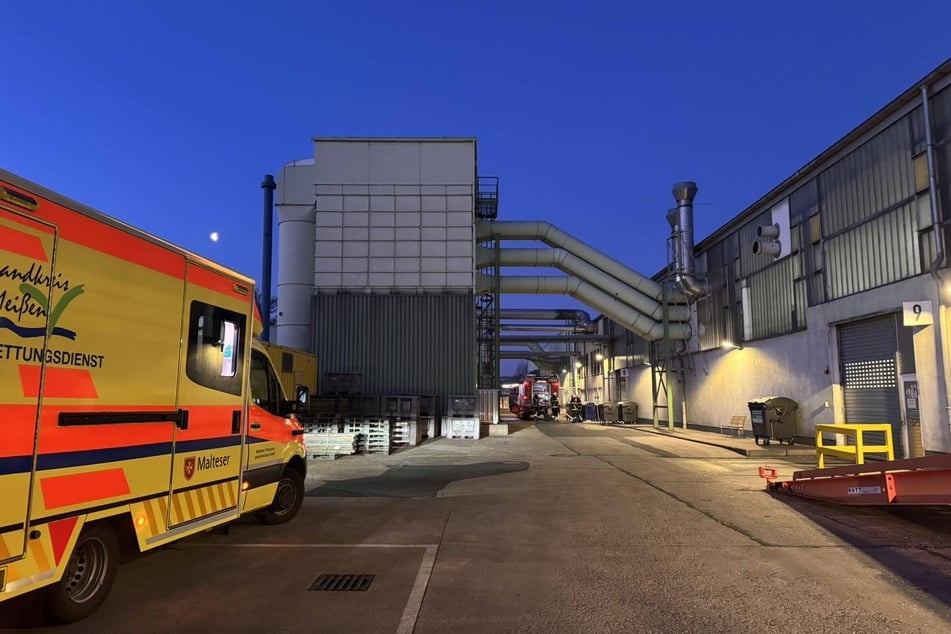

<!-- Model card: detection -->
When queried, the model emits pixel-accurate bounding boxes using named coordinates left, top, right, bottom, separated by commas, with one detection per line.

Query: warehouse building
left=570, top=59, right=951, bottom=457
left=274, top=58, right=951, bottom=456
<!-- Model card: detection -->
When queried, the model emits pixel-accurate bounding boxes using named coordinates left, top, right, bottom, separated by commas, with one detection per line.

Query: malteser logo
left=183, top=457, right=196, bottom=481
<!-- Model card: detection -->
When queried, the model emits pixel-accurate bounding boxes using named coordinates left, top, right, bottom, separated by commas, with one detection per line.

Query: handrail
left=815, top=423, right=895, bottom=469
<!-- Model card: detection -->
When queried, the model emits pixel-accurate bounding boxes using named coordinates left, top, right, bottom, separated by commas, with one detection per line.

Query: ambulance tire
left=257, top=468, right=304, bottom=525
left=44, top=522, right=119, bottom=624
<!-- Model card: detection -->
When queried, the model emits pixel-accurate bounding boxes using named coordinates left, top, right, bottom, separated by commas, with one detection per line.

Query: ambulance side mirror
left=295, top=385, right=310, bottom=415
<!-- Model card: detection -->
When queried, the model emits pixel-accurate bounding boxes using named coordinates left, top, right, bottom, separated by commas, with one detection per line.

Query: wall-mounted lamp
left=575, top=362, right=583, bottom=369
left=721, top=340, right=743, bottom=351
left=595, top=352, right=604, bottom=361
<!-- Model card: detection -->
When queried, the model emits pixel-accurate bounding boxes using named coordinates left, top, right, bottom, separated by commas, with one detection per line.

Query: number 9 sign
left=903, top=301, right=934, bottom=326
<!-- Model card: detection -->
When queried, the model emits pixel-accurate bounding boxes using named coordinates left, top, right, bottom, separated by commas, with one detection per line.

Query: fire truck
left=0, top=169, right=308, bottom=623
left=508, top=373, right=561, bottom=420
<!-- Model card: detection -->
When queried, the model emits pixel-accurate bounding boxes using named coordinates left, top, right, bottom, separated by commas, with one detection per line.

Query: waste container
left=597, top=402, right=619, bottom=423
left=747, top=397, right=800, bottom=446
left=583, top=402, right=598, bottom=421
left=619, top=401, right=638, bottom=423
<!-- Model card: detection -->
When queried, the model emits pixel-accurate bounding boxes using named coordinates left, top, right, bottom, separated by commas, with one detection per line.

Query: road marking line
left=398, top=545, right=438, bottom=634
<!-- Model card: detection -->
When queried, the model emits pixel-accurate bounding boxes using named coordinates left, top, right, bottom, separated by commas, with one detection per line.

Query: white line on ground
left=397, top=545, right=438, bottom=634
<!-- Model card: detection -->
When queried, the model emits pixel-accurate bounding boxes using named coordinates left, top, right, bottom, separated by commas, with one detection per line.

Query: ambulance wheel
left=44, top=522, right=119, bottom=624
left=257, top=468, right=304, bottom=525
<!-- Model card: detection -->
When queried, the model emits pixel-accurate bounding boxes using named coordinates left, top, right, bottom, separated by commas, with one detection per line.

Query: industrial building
left=274, top=58, right=951, bottom=456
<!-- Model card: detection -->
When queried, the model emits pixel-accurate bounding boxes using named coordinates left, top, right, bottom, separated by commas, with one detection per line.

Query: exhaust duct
left=671, top=181, right=706, bottom=298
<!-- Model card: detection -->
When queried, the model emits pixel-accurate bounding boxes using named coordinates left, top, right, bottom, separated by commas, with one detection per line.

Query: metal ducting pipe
left=492, top=308, right=596, bottom=333
left=477, top=246, right=690, bottom=322
left=671, top=181, right=706, bottom=298
left=476, top=220, right=667, bottom=301
left=501, top=324, right=593, bottom=332
left=478, top=274, right=689, bottom=340
left=499, top=350, right=581, bottom=359
left=500, top=334, right=612, bottom=344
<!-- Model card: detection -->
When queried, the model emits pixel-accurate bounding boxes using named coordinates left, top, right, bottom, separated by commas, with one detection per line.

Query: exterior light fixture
left=575, top=362, right=583, bottom=369
left=721, top=340, right=743, bottom=351
left=595, top=352, right=604, bottom=361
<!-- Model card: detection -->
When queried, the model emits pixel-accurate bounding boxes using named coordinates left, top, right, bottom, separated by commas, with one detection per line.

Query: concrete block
left=395, top=227, right=420, bottom=241
left=342, top=227, right=369, bottom=241
left=421, top=272, right=447, bottom=286
left=395, top=212, right=421, bottom=227
left=342, top=257, right=368, bottom=272
left=370, top=213, right=396, bottom=228
left=395, top=273, right=422, bottom=287
left=422, top=227, right=447, bottom=240
left=369, top=256, right=395, bottom=272
left=447, top=227, right=472, bottom=240
left=317, top=226, right=342, bottom=240
left=396, top=196, right=421, bottom=212
left=422, top=196, right=447, bottom=212
left=343, top=196, right=369, bottom=212
left=395, top=258, right=421, bottom=272
left=315, top=211, right=342, bottom=227
left=370, top=196, right=395, bottom=212
left=315, top=184, right=343, bottom=196
left=447, top=195, right=472, bottom=212
left=447, top=211, right=472, bottom=226
left=421, top=257, right=447, bottom=272
left=343, top=211, right=369, bottom=226
left=421, top=241, right=447, bottom=257
left=315, top=257, right=342, bottom=273
left=315, top=241, right=343, bottom=257
left=488, top=424, right=509, bottom=437
left=369, top=242, right=395, bottom=257
left=395, top=241, right=421, bottom=257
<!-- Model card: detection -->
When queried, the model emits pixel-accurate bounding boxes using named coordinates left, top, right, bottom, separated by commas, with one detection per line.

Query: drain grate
left=308, top=574, right=375, bottom=592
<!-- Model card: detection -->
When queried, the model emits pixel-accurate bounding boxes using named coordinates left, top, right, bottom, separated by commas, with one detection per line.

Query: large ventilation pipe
left=500, top=350, right=582, bottom=359
left=476, top=220, right=668, bottom=302
left=478, top=274, right=689, bottom=340
left=671, top=181, right=706, bottom=298
left=492, top=308, right=596, bottom=333
left=501, top=324, right=592, bottom=332
left=500, top=334, right=611, bottom=344
left=477, top=246, right=690, bottom=322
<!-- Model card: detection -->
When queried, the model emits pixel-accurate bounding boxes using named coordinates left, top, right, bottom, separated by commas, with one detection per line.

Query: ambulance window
left=250, top=350, right=283, bottom=415
left=186, top=301, right=246, bottom=395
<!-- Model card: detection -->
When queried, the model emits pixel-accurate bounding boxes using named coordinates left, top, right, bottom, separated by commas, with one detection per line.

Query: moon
left=210, top=232, right=219, bottom=243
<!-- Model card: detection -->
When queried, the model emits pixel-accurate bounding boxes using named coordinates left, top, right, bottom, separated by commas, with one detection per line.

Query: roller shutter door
left=838, top=314, right=903, bottom=458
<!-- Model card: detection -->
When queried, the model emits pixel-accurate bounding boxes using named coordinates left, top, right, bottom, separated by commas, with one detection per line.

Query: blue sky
left=3, top=1, right=950, bottom=317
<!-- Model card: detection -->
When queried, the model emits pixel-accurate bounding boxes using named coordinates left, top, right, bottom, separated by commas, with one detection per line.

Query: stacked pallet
left=391, top=420, right=424, bottom=448
left=344, top=419, right=392, bottom=454
left=303, top=431, right=359, bottom=458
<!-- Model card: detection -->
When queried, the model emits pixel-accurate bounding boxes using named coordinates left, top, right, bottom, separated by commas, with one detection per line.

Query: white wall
left=312, top=139, right=476, bottom=293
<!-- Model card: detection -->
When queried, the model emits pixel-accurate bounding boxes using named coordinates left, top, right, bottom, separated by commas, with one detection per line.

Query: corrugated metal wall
left=312, top=293, right=475, bottom=413
left=748, top=256, right=806, bottom=339
left=823, top=201, right=921, bottom=300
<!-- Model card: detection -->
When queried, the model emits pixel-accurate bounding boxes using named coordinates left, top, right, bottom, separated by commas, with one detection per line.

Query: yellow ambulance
left=0, top=169, right=307, bottom=623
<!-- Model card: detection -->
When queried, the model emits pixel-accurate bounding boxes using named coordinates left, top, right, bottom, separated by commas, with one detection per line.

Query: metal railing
left=815, top=423, right=895, bottom=468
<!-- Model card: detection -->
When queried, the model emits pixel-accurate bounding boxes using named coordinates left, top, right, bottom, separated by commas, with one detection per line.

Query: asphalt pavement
left=3, top=421, right=950, bottom=633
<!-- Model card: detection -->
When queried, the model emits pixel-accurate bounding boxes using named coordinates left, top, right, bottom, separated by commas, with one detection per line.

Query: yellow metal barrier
left=815, top=423, right=895, bottom=468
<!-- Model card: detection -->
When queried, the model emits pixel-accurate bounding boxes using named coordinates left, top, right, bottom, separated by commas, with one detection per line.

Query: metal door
left=838, top=314, right=903, bottom=457
left=0, top=204, right=57, bottom=564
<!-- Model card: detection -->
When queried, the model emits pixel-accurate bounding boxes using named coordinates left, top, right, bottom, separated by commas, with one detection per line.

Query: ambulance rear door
left=0, top=196, right=57, bottom=566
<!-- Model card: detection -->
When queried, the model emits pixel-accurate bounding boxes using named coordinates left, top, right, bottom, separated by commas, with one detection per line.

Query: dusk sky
left=3, top=2, right=950, bottom=318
